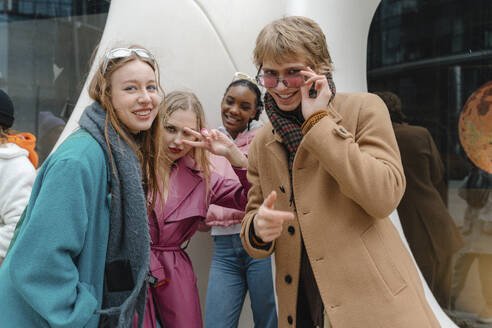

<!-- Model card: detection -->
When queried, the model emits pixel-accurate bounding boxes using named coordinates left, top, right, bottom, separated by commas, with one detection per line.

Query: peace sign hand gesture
left=183, top=127, right=248, bottom=168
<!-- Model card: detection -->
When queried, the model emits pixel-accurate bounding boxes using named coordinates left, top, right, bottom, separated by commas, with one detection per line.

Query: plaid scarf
left=264, top=94, right=304, bottom=177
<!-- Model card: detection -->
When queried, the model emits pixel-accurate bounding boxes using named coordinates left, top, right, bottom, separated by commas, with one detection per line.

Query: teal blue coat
left=0, top=129, right=110, bottom=328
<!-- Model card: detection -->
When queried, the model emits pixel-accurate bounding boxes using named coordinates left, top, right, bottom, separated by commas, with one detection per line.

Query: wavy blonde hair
left=159, top=91, right=211, bottom=201
left=253, top=16, right=333, bottom=75
left=87, top=45, right=165, bottom=211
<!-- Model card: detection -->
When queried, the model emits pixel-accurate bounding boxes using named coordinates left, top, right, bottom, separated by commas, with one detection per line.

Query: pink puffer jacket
left=204, top=127, right=259, bottom=227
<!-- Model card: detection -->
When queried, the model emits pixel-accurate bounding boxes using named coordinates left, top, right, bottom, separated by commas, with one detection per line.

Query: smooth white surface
left=56, top=0, right=456, bottom=326
left=287, top=0, right=380, bottom=93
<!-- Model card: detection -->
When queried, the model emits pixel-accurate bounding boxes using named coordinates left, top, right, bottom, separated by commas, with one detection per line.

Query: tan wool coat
left=241, top=93, right=440, bottom=328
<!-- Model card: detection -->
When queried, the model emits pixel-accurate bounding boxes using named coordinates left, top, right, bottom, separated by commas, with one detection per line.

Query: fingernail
left=201, top=128, right=208, bottom=133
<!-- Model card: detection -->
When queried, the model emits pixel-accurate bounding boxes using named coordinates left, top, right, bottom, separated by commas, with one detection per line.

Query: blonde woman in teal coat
left=0, top=46, right=166, bottom=328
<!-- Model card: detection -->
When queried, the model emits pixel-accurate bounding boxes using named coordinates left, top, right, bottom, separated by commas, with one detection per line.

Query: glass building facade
left=0, top=0, right=108, bottom=164
left=368, top=1, right=492, bottom=327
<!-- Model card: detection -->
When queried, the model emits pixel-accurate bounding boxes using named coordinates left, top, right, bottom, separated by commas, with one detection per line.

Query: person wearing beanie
left=0, top=89, right=14, bottom=129
left=0, top=89, right=37, bottom=267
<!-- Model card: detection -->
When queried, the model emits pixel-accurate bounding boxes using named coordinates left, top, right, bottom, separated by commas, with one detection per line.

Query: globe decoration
left=459, top=80, right=492, bottom=174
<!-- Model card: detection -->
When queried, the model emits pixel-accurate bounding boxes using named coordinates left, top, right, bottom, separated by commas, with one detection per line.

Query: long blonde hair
left=159, top=91, right=211, bottom=200
left=87, top=45, right=165, bottom=210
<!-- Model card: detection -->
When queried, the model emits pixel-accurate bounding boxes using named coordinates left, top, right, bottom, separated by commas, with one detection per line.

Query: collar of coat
left=155, top=155, right=205, bottom=221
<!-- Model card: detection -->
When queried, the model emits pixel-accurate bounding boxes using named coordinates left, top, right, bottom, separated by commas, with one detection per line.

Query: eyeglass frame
left=101, top=48, right=156, bottom=75
left=255, top=64, right=306, bottom=89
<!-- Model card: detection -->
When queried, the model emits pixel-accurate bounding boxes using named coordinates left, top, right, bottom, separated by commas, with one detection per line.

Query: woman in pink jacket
left=142, top=91, right=250, bottom=328
left=204, top=75, right=277, bottom=328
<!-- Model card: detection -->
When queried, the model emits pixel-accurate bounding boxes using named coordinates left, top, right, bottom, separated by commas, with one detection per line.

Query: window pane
left=368, top=1, right=492, bottom=327
left=0, top=0, right=109, bottom=165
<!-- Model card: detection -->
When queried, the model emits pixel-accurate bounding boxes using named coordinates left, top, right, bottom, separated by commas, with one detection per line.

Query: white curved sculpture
left=56, top=0, right=456, bottom=326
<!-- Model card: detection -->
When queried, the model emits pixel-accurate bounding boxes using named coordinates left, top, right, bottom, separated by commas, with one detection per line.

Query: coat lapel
left=160, top=157, right=203, bottom=222
left=266, top=128, right=288, bottom=165
left=265, top=104, right=342, bottom=171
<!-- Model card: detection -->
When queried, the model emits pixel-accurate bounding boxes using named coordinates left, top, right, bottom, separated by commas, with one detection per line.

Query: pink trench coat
left=141, top=155, right=249, bottom=328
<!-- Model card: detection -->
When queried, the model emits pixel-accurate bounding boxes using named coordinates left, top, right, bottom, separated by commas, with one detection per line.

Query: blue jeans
left=205, top=234, right=277, bottom=328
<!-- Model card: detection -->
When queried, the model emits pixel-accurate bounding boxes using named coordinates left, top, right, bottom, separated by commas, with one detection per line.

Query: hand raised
left=253, top=191, right=295, bottom=243
left=299, top=67, right=333, bottom=119
left=183, top=128, right=247, bottom=167
left=182, top=127, right=234, bottom=157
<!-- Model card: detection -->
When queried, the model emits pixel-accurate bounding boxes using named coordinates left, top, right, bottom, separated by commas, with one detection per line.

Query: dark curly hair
left=223, top=79, right=263, bottom=121
left=373, top=91, right=406, bottom=123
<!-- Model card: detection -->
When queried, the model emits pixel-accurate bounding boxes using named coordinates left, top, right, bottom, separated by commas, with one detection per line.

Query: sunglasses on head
left=102, top=48, right=155, bottom=74
left=232, top=72, right=258, bottom=86
left=255, top=65, right=305, bottom=89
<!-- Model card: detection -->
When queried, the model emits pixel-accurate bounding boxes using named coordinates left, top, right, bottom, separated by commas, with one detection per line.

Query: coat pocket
left=361, top=225, right=407, bottom=296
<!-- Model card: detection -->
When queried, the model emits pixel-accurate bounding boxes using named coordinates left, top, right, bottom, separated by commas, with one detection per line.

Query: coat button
left=288, top=226, right=295, bottom=235
left=285, top=274, right=292, bottom=284
left=287, top=315, right=293, bottom=324
left=279, top=185, right=286, bottom=193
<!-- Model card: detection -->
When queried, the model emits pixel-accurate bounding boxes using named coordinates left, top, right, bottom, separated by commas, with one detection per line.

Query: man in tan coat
left=240, top=16, right=440, bottom=328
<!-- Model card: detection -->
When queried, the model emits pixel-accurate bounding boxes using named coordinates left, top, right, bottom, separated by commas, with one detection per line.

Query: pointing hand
left=253, top=191, right=295, bottom=243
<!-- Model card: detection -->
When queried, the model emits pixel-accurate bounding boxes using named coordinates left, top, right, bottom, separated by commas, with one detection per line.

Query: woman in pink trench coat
left=140, top=91, right=250, bottom=328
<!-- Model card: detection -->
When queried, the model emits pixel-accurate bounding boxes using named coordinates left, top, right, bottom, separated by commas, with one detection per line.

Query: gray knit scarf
left=79, top=102, right=150, bottom=328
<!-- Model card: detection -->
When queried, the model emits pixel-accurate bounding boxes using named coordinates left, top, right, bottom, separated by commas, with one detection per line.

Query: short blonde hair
left=253, top=16, right=333, bottom=74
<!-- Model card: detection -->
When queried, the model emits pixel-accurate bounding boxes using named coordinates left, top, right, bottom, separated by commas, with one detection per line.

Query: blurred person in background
left=374, top=90, right=463, bottom=310
left=37, top=111, right=66, bottom=164
left=0, top=89, right=37, bottom=267
left=453, top=167, right=492, bottom=324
